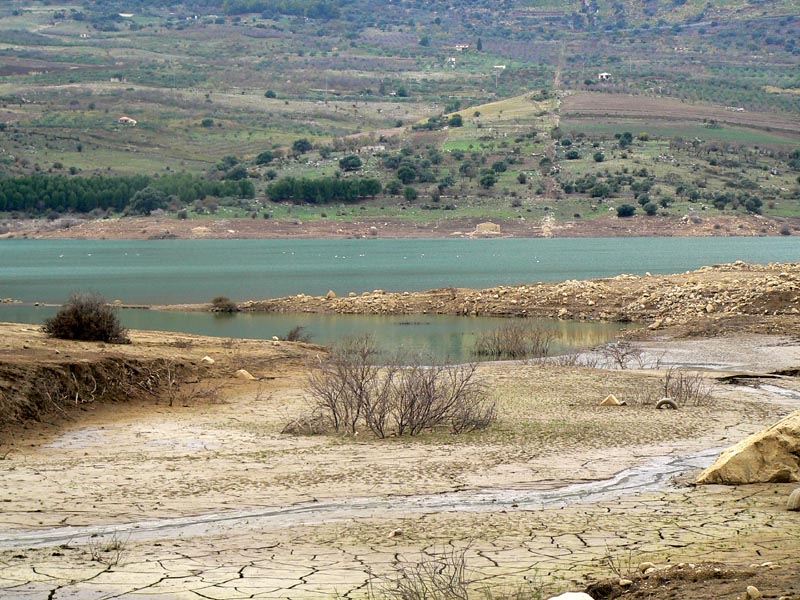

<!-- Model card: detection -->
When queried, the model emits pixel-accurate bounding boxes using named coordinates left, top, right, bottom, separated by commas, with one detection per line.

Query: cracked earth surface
left=1, top=332, right=799, bottom=599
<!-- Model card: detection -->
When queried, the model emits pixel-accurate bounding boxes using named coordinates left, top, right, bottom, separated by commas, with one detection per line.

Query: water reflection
left=0, top=304, right=629, bottom=363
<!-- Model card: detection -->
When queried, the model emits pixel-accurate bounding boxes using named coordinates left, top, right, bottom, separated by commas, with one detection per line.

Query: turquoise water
left=1, top=237, right=798, bottom=305
left=0, top=304, right=628, bottom=362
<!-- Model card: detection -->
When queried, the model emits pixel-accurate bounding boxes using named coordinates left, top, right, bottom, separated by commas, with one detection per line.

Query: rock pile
left=239, top=262, right=800, bottom=330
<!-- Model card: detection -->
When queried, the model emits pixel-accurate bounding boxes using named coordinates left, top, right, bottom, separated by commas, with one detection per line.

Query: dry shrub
left=281, top=413, right=329, bottom=435
left=282, top=325, right=313, bottom=343
left=368, top=546, right=543, bottom=600
left=304, top=336, right=495, bottom=438
left=210, top=295, right=239, bottom=312
left=618, top=368, right=714, bottom=408
left=663, top=367, right=713, bottom=406
left=549, top=352, right=600, bottom=368
left=42, top=292, right=129, bottom=344
left=473, top=322, right=553, bottom=360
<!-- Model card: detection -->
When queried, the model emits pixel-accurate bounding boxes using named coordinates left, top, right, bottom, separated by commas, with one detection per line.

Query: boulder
left=546, top=594, right=594, bottom=600
left=200, top=356, right=215, bottom=365
left=697, top=412, right=800, bottom=484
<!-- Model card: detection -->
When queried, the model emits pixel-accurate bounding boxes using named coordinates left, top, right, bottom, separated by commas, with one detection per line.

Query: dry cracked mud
left=1, top=285, right=800, bottom=598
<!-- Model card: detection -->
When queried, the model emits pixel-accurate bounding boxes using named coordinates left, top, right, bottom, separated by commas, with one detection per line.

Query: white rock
left=546, top=593, right=594, bottom=600
left=235, top=369, right=256, bottom=381
left=746, top=585, right=762, bottom=599
left=201, top=356, right=215, bottom=365
left=638, top=561, right=656, bottom=573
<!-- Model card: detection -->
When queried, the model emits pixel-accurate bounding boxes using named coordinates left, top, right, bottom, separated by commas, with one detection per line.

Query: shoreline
left=2, top=213, right=798, bottom=240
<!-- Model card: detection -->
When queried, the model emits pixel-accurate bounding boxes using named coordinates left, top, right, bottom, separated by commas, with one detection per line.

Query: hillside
left=0, top=0, right=798, bottom=231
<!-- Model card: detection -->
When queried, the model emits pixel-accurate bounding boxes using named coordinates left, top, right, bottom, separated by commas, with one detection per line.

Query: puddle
left=0, top=447, right=720, bottom=551
left=43, top=427, right=108, bottom=449
left=757, top=384, right=800, bottom=402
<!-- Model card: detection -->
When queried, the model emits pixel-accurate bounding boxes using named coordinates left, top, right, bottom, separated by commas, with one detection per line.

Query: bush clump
left=42, top=293, right=129, bottom=344
left=473, top=322, right=553, bottom=360
left=304, top=335, right=495, bottom=438
left=210, top=296, right=239, bottom=312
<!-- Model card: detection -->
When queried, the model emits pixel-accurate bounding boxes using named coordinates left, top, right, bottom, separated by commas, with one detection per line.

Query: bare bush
left=42, top=292, right=129, bottom=344
left=549, top=352, right=600, bottom=368
left=473, top=322, right=553, bottom=360
left=304, top=336, right=495, bottom=438
left=307, top=336, right=382, bottom=434
left=86, top=531, right=129, bottom=566
left=392, top=362, right=489, bottom=436
left=378, top=546, right=471, bottom=600
left=663, top=368, right=714, bottom=406
left=599, top=341, right=646, bottom=369
left=368, top=546, right=543, bottom=600
left=210, top=295, right=239, bottom=312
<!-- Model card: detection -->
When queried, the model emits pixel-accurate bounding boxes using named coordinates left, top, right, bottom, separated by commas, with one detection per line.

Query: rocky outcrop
left=697, top=412, right=800, bottom=484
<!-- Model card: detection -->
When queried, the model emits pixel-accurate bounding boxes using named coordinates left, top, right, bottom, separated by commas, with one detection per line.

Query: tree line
left=0, top=174, right=254, bottom=215
left=266, top=176, right=381, bottom=204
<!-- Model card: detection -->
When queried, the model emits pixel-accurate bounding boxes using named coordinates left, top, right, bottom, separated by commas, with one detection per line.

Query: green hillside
left=0, top=0, right=797, bottom=225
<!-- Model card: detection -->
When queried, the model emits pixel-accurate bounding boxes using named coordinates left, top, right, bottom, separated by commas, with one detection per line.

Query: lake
left=1, top=236, right=796, bottom=360
left=1, top=237, right=798, bottom=305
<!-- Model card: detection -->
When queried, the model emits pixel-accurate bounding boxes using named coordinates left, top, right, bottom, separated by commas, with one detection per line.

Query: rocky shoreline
left=234, top=261, right=800, bottom=334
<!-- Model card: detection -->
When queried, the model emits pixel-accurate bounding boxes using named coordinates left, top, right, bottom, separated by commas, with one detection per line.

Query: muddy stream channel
left=2, top=376, right=797, bottom=554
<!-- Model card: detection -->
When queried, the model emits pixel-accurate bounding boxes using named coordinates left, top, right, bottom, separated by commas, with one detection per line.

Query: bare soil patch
left=561, top=93, right=800, bottom=140
left=4, top=213, right=798, bottom=241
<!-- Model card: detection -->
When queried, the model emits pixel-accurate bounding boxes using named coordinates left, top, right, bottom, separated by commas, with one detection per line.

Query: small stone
left=388, top=529, right=402, bottom=538
left=271, top=336, right=279, bottom=341
left=746, top=585, right=762, bottom=599
left=235, top=369, right=256, bottom=381
left=326, top=290, right=336, bottom=299
left=545, top=594, right=595, bottom=600
left=348, top=292, right=357, bottom=297
left=201, top=356, right=215, bottom=365
left=619, top=579, right=633, bottom=587
left=638, top=562, right=655, bottom=573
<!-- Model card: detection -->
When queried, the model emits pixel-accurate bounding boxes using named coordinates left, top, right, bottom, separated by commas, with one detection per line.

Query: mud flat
left=1, top=318, right=799, bottom=598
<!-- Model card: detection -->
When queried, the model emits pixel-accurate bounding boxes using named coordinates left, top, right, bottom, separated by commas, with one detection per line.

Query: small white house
left=118, top=116, right=137, bottom=127
left=598, top=72, right=611, bottom=81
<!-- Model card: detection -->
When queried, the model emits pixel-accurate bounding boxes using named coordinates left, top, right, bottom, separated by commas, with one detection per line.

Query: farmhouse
left=598, top=72, right=611, bottom=81
left=118, top=116, right=137, bottom=126
left=455, top=43, right=470, bottom=52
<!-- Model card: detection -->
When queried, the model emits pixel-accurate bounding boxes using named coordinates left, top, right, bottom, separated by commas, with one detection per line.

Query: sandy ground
left=1, top=323, right=799, bottom=599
